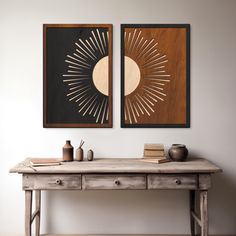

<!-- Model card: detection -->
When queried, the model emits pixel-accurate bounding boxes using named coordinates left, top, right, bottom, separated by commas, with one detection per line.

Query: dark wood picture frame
left=121, top=24, right=190, bottom=128
left=43, top=24, right=113, bottom=128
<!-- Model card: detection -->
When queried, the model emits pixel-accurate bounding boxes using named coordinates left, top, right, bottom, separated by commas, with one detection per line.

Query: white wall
left=1, top=0, right=236, bottom=235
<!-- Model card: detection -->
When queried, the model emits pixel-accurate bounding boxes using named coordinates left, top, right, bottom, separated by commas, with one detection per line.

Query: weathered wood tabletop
left=10, top=157, right=222, bottom=174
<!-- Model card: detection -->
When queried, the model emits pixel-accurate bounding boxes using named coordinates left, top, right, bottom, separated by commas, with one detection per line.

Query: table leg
left=190, top=190, right=195, bottom=236
left=200, top=190, right=208, bottom=236
left=25, top=190, right=32, bottom=236
left=35, top=190, right=41, bottom=236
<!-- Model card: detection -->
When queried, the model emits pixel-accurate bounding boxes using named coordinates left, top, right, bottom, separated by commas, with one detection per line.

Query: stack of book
left=30, top=158, right=61, bottom=167
left=142, top=143, right=170, bottom=163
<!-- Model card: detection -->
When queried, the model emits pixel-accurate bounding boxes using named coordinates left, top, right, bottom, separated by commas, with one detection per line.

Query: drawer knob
left=175, top=179, right=181, bottom=185
left=55, top=179, right=62, bottom=185
left=115, top=180, right=120, bottom=185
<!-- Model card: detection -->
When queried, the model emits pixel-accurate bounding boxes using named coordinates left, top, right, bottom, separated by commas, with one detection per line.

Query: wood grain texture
left=121, top=24, right=190, bottom=127
left=199, top=174, right=211, bottom=190
left=25, top=190, right=32, bottom=236
left=200, top=190, right=208, bottom=236
left=10, top=158, right=222, bottom=174
left=148, top=174, right=197, bottom=189
left=23, top=174, right=82, bottom=190
left=82, top=174, right=146, bottom=190
left=35, top=190, right=41, bottom=236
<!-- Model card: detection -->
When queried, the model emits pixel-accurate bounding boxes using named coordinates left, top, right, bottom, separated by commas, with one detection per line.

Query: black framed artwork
left=121, top=24, right=190, bottom=128
left=43, top=24, right=113, bottom=128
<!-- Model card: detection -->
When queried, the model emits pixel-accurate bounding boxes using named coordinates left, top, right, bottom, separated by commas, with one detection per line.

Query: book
left=143, top=149, right=165, bottom=157
left=140, top=158, right=170, bottom=164
left=144, top=143, right=164, bottom=150
left=29, top=158, right=61, bottom=167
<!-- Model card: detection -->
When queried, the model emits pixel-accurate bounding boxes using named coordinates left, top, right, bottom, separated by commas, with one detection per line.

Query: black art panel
left=44, top=25, right=112, bottom=128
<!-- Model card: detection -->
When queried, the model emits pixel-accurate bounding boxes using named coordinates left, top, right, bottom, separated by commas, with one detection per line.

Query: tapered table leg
left=190, top=190, right=195, bottom=236
left=25, top=190, right=32, bottom=236
left=200, top=190, right=208, bottom=236
left=35, top=190, right=41, bottom=236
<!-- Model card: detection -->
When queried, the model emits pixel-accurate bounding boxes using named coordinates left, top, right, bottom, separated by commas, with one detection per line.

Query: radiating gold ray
left=63, top=74, right=88, bottom=77
left=135, top=39, right=148, bottom=56
left=83, top=95, right=98, bottom=116
left=130, top=30, right=142, bottom=54
left=134, top=37, right=144, bottom=56
left=101, top=99, right=108, bottom=124
left=79, top=93, right=96, bottom=107
left=135, top=39, right=154, bottom=59
left=142, top=95, right=155, bottom=106
left=144, top=86, right=166, bottom=97
left=79, top=94, right=97, bottom=112
left=75, top=88, right=92, bottom=102
left=127, top=29, right=137, bottom=53
left=106, top=105, right=109, bottom=120
left=68, top=65, right=84, bottom=70
left=73, top=52, right=87, bottom=62
left=89, top=37, right=98, bottom=50
left=69, top=88, right=89, bottom=102
left=67, top=55, right=91, bottom=67
left=135, top=95, right=151, bottom=116
left=149, top=84, right=164, bottom=91
left=142, top=88, right=164, bottom=101
left=96, top=29, right=106, bottom=55
left=75, top=48, right=89, bottom=59
left=145, top=92, right=158, bottom=102
left=92, top=31, right=103, bottom=55
left=68, top=81, right=84, bottom=86
left=124, top=105, right=127, bottom=121
left=67, top=85, right=90, bottom=97
left=93, top=102, right=101, bottom=117
left=140, top=43, right=158, bottom=59
left=136, top=41, right=157, bottom=60
left=89, top=101, right=97, bottom=115
left=125, top=99, right=132, bottom=124
left=150, top=81, right=165, bottom=86
left=146, top=74, right=171, bottom=78
left=79, top=39, right=97, bottom=59
left=145, top=77, right=170, bottom=82
left=96, top=98, right=105, bottom=123
left=128, top=98, right=137, bottom=123
left=137, top=94, right=154, bottom=112
left=145, top=60, right=168, bottom=69
left=126, top=32, right=131, bottom=52
left=65, top=59, right=89, bottom=69
left=143, top=55, right=167, bottom=67
left=69, top=84, right=84, bottom=91
left=102, top=32, right=106, bottom=48
left=67, top=70, right=83, bottom=74
left=86, top=39, right=95, bottom=52
left=63, top=78, right=89, bottom=82
left=135, top=101, right=144, bottom=115
left=132, top=102, right=140, bottom=117
left=75, top=43, right=96, bottom=60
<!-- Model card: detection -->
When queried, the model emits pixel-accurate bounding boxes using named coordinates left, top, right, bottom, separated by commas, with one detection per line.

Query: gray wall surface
left=0, top=0, right=236, bottom=235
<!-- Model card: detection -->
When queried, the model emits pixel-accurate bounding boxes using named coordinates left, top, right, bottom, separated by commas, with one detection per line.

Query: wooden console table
left=10, top=157, right=221, bottom=236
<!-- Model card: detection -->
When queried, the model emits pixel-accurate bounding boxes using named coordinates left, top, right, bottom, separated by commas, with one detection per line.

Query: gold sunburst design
left=124, top=28, right=171, bottom=124
left=62, top=28, right=111, bottom=125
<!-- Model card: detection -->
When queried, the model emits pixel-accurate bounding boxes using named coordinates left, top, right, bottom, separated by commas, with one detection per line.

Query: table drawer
left=82, top=174, right=146, bottom=190
left=148, top=174, right=198, bottom=189
left=23, top=174, right=82, bottom=190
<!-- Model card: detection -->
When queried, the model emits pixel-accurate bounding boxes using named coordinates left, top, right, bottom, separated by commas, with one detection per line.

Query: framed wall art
left=43, top=24, right=113, bottom=128
left=121, top=24, right=190, bottom=128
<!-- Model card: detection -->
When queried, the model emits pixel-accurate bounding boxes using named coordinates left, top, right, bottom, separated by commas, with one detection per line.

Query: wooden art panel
left=121, top=24, right=190, bottom=128
left=43, top=24, right=113, bottom=128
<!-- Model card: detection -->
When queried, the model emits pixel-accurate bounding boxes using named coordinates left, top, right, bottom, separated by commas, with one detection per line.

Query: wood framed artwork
left=121, top=24, right=190, bottom=128
left=43, top=24, right=113, bottom=128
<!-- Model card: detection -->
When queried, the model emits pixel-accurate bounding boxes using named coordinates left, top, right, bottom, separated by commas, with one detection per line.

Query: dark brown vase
left=168, top=144, right=188, bottom=162
left=63, top=140, right=74, bottom=162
